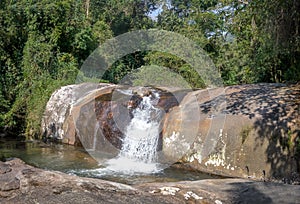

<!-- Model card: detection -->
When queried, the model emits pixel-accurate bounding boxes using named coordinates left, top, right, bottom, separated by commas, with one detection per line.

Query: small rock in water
left=132, top=87, right=152, bottom=97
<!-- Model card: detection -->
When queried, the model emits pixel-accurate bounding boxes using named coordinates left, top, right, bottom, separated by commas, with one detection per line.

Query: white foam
left=105, top=157, right=160, bottom=174
left=105, top=93, right=163, bottom=174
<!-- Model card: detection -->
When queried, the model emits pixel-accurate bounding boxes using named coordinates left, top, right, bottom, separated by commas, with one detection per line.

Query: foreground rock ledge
left=1, top=158, right=299, bottom=204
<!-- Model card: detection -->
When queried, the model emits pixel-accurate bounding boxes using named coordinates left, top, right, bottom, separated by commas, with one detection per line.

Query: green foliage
left=144, top=51, right=205, bottom=88
left=217, top=0, right=300, bottom=84
left=131, top=65, right=192, bottom=88
left=0, top=86, right=9, bottom=128
left=103, top=52, right=146, bottom=84
left=93, top=0, right=158, bottom=35
left=0, top=0, right=112, bottom=136
left=92, top=20, right=113, bottom=44
left=0, top=0, right=299, bottom=137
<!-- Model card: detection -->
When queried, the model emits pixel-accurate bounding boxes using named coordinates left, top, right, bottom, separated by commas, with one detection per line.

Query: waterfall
left=106, top=92, right=163, bottom=174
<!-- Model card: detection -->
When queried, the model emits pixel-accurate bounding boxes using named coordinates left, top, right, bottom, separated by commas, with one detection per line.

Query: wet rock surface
left=1, top=158, right=300, bottom=204
left=42, top=83, right=185, bottom=149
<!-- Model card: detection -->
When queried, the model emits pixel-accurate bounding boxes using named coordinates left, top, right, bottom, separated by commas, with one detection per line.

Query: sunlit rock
left=41, top=83, right=105, bottom=143
left=163, top=83, right=300, bottom=180
left=42, top=82, right=300, bottom=180
left=2, top=158, right=300, bottom=203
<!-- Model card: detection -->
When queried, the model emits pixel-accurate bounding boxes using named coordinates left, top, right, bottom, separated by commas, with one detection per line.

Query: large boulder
left=42, top=83, right=300, bottom=180
left=162, top=83, right=300, bottom=180
left=42, top=83, right=185, bottom=150
left=41, top=83, right=112, bottom=144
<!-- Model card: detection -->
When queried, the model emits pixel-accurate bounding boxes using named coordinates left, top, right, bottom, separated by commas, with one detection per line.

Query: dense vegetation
left=0, top=0, right=299, bottom=137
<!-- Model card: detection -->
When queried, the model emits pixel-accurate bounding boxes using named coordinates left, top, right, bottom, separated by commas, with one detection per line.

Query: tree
left=1, top=0, right=299, bottom=137
left=0, top=0, right=113, bottom=136
left=217, top=0, right=300, bottom=84
left=90, top=0, right=158, bottom=35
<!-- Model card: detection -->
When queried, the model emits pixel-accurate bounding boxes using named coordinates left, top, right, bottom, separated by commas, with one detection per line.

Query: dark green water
left=0, top=137, right=219, bottom=185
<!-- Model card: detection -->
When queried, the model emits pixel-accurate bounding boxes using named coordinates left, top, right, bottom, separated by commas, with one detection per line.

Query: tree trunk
left=86, top=0, right=90, bottom=18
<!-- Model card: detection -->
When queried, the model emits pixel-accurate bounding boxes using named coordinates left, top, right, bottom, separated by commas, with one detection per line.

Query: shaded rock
left=137, top=178, right=300, bottom=204
left=71, top=84, right=121, bottom=153
left=94, top=90, right=131, bottom=150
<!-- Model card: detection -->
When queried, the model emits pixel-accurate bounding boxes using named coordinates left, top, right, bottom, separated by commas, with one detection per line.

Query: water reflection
left=0, top=138, right=98, bottom=171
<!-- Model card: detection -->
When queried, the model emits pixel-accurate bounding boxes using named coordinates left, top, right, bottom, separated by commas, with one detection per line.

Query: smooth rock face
left=42, top=83, right=184, bottom=149
left=41, top=83, right=111, bottom=143
left=42, top=83, right=300, bottom=180
left=1, top=158, right=300, bottom=204
left=162, top=83, right=300, bottom=180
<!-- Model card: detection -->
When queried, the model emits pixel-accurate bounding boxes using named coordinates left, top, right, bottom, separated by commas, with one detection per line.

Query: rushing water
left=105, top=93, right=163, bottom=174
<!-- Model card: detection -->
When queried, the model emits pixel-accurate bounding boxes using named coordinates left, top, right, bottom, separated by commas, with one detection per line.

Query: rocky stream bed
left=1, top=158, right=300, bottom=204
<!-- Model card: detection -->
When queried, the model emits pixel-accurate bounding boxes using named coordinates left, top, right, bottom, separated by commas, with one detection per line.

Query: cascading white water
left=120, top=94, right=161, bottom=162
left=106, top=92, right=163, bottom=174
